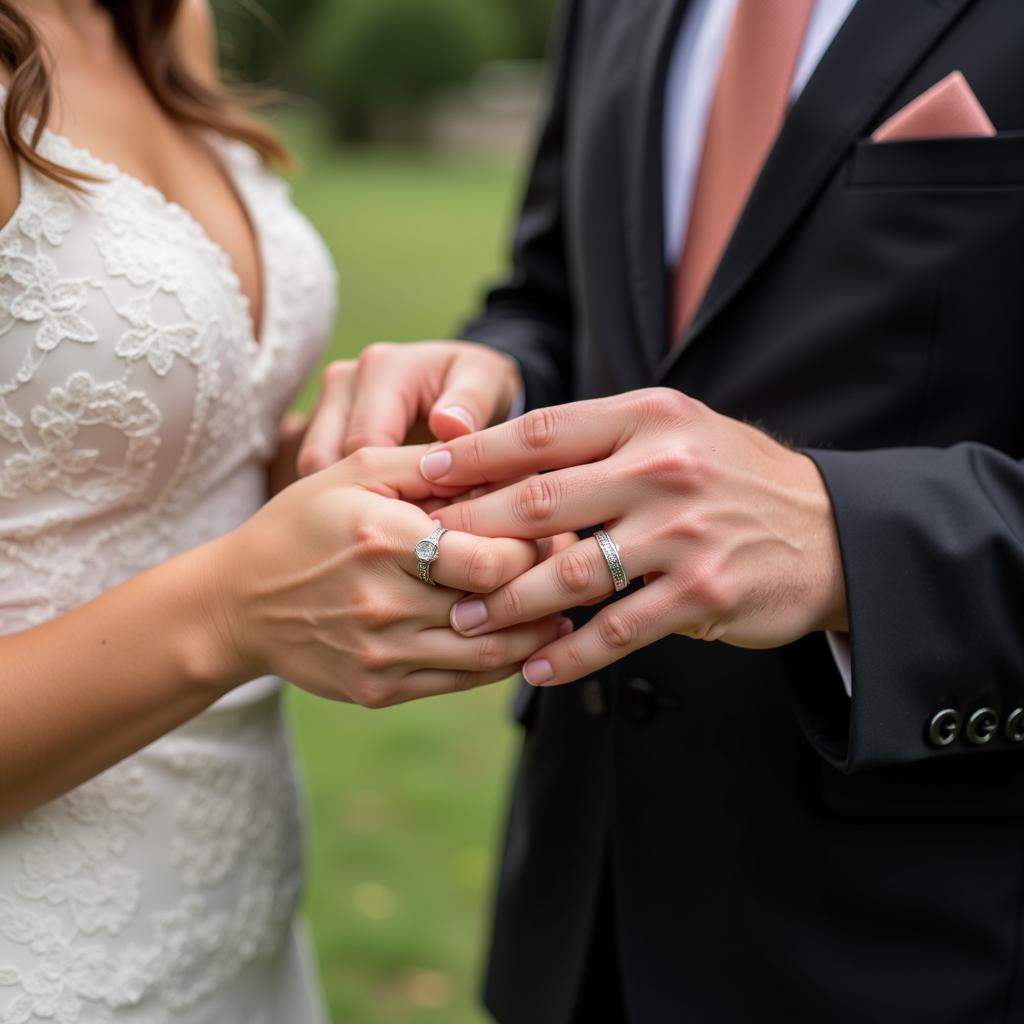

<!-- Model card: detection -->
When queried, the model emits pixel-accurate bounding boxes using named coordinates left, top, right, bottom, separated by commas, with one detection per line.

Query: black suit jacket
left=461, top=1, right=1024, bottom=1020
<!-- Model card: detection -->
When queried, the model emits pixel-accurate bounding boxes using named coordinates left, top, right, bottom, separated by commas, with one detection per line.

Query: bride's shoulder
left=173, top=0, right=220, bottom=88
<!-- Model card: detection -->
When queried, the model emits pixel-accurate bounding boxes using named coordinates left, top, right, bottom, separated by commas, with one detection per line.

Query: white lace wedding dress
left=0, top=90, right=338, bottom=1023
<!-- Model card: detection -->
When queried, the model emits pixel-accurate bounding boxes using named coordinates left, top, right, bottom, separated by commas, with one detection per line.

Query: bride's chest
left=0, top=139, right=336, bottom=515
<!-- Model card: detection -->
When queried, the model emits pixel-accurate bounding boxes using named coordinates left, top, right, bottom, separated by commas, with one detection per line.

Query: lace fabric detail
left=0, top=105, right=336, bottom=1023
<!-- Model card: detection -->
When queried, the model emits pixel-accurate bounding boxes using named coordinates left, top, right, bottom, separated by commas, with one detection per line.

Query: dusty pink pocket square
left=872, top=70, right=996, bottom=143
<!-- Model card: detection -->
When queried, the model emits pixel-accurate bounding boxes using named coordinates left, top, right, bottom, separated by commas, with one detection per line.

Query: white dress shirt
left=663, top=0, right=860, bottom=693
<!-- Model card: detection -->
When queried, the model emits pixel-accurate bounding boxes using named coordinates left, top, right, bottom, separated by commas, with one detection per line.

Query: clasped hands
left=240, top=343, right=847, bottom=709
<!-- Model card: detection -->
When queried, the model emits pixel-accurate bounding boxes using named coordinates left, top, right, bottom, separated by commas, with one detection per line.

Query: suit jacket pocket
left=849, top=130, right=1024, bottom=188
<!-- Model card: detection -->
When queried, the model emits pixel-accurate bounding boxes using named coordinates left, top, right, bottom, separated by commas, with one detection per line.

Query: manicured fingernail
left=420, top=449, right=452, bottom=481
left=451, top=599, right=488, bottom=633
left=523, top=659, right=554, bottom=686
left=441, top=406, right=475, bottom=431
left=558, top=619, right=574, bottom=638
left=536, top=537, right=553, bottom=560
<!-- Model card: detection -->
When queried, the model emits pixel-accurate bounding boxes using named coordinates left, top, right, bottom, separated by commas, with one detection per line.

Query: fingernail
left=558, top=618, right=574, bottom=638
left=420, top=449, right=452, bottom=481
left=536, top=537, right=553, bottom=561
left=451, top=599, right=488, bottom=633
left=523, top=658, right=554, bottom=686
left=441, top=406, right=475, bottom=431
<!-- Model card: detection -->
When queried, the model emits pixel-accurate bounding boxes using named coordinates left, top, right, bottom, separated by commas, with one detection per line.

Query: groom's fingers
left=342, top=343, right=424, bottom=455
left=520, top=579, right=676, bottom=687
left=427, top=348, right=515, bottom=442
left=433, top=462, right=626, bottom=540
left=297, top=359, right=356, bottom=476
left=419, top=393, right=644, bottom=487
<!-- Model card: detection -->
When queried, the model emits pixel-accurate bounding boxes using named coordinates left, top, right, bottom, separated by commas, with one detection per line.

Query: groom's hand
left=421, top=389, right=848, bottom=686
left=298, top=341, right=523, bottom=475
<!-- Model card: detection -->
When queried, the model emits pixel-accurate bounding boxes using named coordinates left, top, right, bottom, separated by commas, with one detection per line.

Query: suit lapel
left=625, top=0, right=693, bottom=376
left=653, top=0, right=978, bottom=383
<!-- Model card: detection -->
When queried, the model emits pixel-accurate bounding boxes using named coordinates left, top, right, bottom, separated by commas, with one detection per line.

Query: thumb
left=428, top=353, right=517, bottom=442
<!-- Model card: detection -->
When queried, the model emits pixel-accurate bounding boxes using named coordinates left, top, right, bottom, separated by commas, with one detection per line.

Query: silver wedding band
left=594, top=528, right=630, bottom=593
left=414, top=525, right=449, bottom=586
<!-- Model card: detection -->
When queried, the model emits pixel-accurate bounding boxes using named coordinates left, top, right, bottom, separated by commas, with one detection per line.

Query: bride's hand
left=207, top=445, right=563, bottom=707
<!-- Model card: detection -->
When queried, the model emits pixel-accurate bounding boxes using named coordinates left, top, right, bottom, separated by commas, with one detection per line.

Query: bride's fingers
left=419, top=529, right=549, bottom=594
left=400, top=617, right=569, bottom=676
left=389, top=667, right=518, bottom=705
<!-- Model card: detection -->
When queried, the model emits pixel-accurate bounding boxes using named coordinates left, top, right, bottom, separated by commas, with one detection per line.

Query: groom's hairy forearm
left=0, top=542, right=238, bottom=825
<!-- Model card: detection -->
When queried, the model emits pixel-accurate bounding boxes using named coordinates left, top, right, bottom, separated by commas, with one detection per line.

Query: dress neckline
left=0, top=83, right=269, bottom=356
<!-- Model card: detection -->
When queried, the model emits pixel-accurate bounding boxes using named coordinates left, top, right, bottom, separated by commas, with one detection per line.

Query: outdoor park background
left=210, top=2, right=558, bottom=1021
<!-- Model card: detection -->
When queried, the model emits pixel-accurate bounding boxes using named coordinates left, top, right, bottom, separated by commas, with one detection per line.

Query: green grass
left=272, top=113, right=527, bottom=1024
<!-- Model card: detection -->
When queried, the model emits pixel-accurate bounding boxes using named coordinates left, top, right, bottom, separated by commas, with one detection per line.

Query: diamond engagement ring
left=594, top=528, right=630, bottom=593
left=414, top=525, right=449, bottom=586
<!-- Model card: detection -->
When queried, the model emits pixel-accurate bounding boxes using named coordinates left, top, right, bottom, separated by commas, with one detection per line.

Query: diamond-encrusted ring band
left=414, top=525, right=449, bottom=586
left=594, top=529, right=629, bottom=594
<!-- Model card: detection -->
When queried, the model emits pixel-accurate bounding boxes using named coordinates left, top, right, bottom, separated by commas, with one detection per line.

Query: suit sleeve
left=458, top=0, right=580, bottom=412
left=791, top=443, right=1024, bottom=773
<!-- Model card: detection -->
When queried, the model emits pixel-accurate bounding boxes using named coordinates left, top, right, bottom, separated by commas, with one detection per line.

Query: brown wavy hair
left=0, top=0, right=290, bottom=190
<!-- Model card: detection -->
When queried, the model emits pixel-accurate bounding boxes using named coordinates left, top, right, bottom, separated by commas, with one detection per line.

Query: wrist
left=794, top=453, right=849, bottom=633
left=169, top=536, right=261, bottom=693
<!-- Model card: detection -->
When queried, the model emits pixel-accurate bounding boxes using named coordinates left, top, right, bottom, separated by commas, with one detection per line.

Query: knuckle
left=358, top=598, right=403, bottom=630
left=451, top=670, right=480, bottom=694
left=515, top=475, right=560, bottom=525
left=498, top=583, right=524, bottom=622
left=466, top=541, right=503, bottom=593
left=345, top=446, right=378, bottom=475
left=352, top=520, right=393, bottom=559
left=555, top=547, right=596, bottom=595
left=562, top=638, right=588, bottom=675
left=357, top=644, right=399, bottom=674
left=597, top=609, right=640, bottom=650
left=343, top=430, right=384, bottom=456
left=518, top=407, right=559, bottom=451
left=639, top=387, right=698, bottom=423
left=684, top=564, right=732, bottom=615
left=296, top=446, right=326, bottom=478
left=667, top=507, right=711, bottom=543
left=353, top=680, right=397, bottom=710
left=644, top=447, right=708, bottom=490
left=359, top=342, right=396, bottom=366
left=475, top=634, right=509, bottom=672
left=324, top=359, right=354, bottom=387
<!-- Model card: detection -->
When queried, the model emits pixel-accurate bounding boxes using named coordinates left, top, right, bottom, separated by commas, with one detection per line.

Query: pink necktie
left=672, top=0, right=815, bottom=341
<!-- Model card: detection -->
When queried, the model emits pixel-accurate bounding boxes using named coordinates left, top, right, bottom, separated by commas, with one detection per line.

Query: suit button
left=966, top=708, right=999, bottom=745
left=580, top=679, right=606, bottom=719
left=928, top=708, right=961, bottom=748
left=622, top=678, right=658, bottom=723
left=1006, top=708, right=1024, bottom=744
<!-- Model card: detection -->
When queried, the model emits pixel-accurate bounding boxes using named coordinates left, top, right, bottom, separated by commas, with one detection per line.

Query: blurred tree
left=211, top=0, right=313, bottom=87
left=499, top=0, right=558, bottom=58
left=301, top=0, right=520, bottom=141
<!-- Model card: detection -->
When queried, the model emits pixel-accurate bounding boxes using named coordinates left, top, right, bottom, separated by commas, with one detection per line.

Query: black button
left=1006, top=708, right=1024, bottom=744
left=928, top=708, right=961, bottom=748
left=580, top=679, right=606, bottom=719
left=622, top=678, right=658, bottom=723
left=966, top=707, right=999, bottom=745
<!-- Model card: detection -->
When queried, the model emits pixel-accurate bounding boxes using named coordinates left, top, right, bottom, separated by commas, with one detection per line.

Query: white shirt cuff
left=826, top=631, right=852, bottom=697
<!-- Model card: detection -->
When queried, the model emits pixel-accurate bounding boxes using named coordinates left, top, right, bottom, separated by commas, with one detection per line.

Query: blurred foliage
left=301, top=0, right=516, bottom=141
left=212, top=0, right=558, bottom=139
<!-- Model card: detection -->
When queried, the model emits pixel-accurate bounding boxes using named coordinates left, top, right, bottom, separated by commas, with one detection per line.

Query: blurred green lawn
left=274, top=114, right=527, bottom=1024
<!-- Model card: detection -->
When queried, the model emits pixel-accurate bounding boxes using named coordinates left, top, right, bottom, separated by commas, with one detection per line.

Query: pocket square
left=872, top=70, right=996, bottom=143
